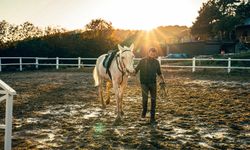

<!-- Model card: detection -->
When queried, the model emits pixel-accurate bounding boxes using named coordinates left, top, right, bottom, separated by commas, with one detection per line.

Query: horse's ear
left=118, top=44, right=123, bottom=52
left=130, top=43, right=134, bottom=51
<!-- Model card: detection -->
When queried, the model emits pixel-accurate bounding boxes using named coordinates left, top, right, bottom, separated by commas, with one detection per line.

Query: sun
left=140, top=24, right=156, bottom=31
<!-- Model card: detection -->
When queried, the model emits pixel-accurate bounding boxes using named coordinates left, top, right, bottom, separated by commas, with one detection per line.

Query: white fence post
left=5, top=94, right=13, bottom=150
left=19, top=57, right=22, bottom=71
left=56, top=57, right=59, bottom=70
left=0, top=80, right=16, bottom=150
left=192, top=57, right=196, bottom=72
left=228, top=57, right=231, bottom=73
left=0, top=58, right=2, bottom=72
left=35, top=57, right=39, bottom=69
left=78, top=57, right=81, bottom=69
left=158, top=57, right=162, bottom=66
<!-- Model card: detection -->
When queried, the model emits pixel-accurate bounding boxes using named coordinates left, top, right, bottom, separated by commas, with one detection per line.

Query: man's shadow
left=148, top=126, right=163, bottom=149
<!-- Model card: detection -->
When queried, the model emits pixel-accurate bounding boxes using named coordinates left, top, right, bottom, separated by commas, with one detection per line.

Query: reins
left=115, top=50, right=131, bottom=85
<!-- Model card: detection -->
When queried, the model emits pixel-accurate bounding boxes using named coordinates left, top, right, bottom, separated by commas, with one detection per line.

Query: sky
left=0, top=0, right=208, bottom=30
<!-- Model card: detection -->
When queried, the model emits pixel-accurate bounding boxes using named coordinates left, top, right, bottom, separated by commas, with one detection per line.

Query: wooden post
left=228, top=57, right=231, bottom=73
left=5, top=94, right=13, bottom=150
left=192, top=57, right=196, bottom=72
left=19, top=58, right=22, bottom=71
left=56, top=57, right=59, bottom=70
left=78, top=57, right=81, bottom=69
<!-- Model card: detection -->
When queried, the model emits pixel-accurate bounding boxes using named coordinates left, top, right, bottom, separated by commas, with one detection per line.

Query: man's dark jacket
left=135, top=57, right=162, bottom=84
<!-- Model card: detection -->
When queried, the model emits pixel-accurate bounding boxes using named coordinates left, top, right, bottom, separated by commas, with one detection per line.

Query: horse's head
left=118, top=43, right=135, bottom=74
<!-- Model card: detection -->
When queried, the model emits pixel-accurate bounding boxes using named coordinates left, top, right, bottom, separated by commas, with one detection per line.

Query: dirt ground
left=0, top=68, right=249, bottom=149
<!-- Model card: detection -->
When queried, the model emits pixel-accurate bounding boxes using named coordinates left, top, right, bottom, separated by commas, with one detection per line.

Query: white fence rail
left=158, top=57, right=250, bottom=73
left=0, top=57, right=250, bottom=73
left=0, top=80, right=16, bottom=150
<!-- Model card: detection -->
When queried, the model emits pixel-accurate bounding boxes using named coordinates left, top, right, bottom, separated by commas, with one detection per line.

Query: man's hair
left=149, top=47, right=157, bottom=52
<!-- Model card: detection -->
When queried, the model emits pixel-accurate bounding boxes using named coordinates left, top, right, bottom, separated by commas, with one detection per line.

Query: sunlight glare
left=104, top=0, right=200, bottom=30
left=0, top=0, right=208, bottom=30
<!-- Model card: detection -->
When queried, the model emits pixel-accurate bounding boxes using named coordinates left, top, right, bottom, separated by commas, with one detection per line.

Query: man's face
left=148, top=50, right=158, bottom=58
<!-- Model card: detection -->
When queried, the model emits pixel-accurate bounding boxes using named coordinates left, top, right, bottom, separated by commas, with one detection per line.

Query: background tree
left=191, top=0, right=243, bottom=40
left=235, top=1, right=250, bottom=24
left=0, top=20, right=12, bottom=43
left=191, top=0, right=221, bottom=40
left=84, top=18, right=114, bottom=39
left=83, top=18, right=118, bottom=52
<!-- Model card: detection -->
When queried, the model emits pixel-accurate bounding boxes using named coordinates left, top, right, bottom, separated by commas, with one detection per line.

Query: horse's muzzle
left=127, top=69, right=135, bottom=74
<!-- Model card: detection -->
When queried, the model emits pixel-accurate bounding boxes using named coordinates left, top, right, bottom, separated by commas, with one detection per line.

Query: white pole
left=228, top=57, right=231, bottom=73
left=35, top=57, right=38, bottom=69
left=5, top=94, right=13, bottom=150
left=158, top=57, right=162, bottom=66
left=78, top=57, right=81, bottom=69
left=56, top=57, right=59, bottom=70
left=0, top=58, right=2, bottom=72
left=166, top=44, right=169, bottom=56
left=19, top=57, right=22, bottom=71
left=192, top=57, right=196, bottom=72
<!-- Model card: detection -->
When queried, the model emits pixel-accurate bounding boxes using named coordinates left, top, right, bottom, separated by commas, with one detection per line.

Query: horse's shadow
left=112, top=117, right=123, bottom=126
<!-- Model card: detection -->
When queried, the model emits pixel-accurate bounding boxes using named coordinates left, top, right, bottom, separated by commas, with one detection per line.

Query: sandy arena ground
left=0, top=68, right=249, bottom=149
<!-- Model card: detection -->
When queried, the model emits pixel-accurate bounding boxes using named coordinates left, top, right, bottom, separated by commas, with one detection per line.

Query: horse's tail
left=93, top=66, right=100, bottom=87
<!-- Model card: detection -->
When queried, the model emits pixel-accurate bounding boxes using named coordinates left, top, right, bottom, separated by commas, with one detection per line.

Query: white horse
left=93, top=44, right=135, bottom=122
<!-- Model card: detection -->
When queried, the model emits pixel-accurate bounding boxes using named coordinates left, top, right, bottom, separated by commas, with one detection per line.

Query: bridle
left=115, top=50, right=133, bottom=84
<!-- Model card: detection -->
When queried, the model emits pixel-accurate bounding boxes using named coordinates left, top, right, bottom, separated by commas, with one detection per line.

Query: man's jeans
left=141, top=83, right=157, bottom=120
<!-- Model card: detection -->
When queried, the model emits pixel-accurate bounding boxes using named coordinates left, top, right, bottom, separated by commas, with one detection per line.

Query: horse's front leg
left=119, top=78, right=128, bottom=116
left=113, top=82, right=122, bottom=122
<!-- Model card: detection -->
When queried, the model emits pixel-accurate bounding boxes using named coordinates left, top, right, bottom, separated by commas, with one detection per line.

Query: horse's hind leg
left=106, top=81, right=112, bottom=105
left=99, top=80, right=106, bottom=109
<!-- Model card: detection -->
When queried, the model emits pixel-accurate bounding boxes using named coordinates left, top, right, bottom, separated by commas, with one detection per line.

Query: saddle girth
left=103, top=50, right=118, bottom=80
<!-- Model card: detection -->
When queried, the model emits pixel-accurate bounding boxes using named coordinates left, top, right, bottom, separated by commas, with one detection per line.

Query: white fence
left=0, top=57, right=96, bottom=72
left=0, top=80, right=16, bottom=150
left=159, top=57, right=250, bottom=73
left=0, top=57, right=250, bottom=73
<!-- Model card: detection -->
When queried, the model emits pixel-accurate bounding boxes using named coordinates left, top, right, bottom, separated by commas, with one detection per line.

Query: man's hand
left=160, top=74, right=165, bottom=83
left=130, top=70, right=137, bottom=76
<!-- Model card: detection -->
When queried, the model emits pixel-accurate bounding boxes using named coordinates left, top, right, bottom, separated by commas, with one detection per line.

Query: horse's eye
left=121, top=57, right=125, bottom=59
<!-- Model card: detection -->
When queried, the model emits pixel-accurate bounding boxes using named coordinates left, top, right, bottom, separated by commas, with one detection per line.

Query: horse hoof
left=113, top=117, right=122, bottom=126
left=106, top=99, right=110, bottom=105
left=101, top=105, right=106, bottom=109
